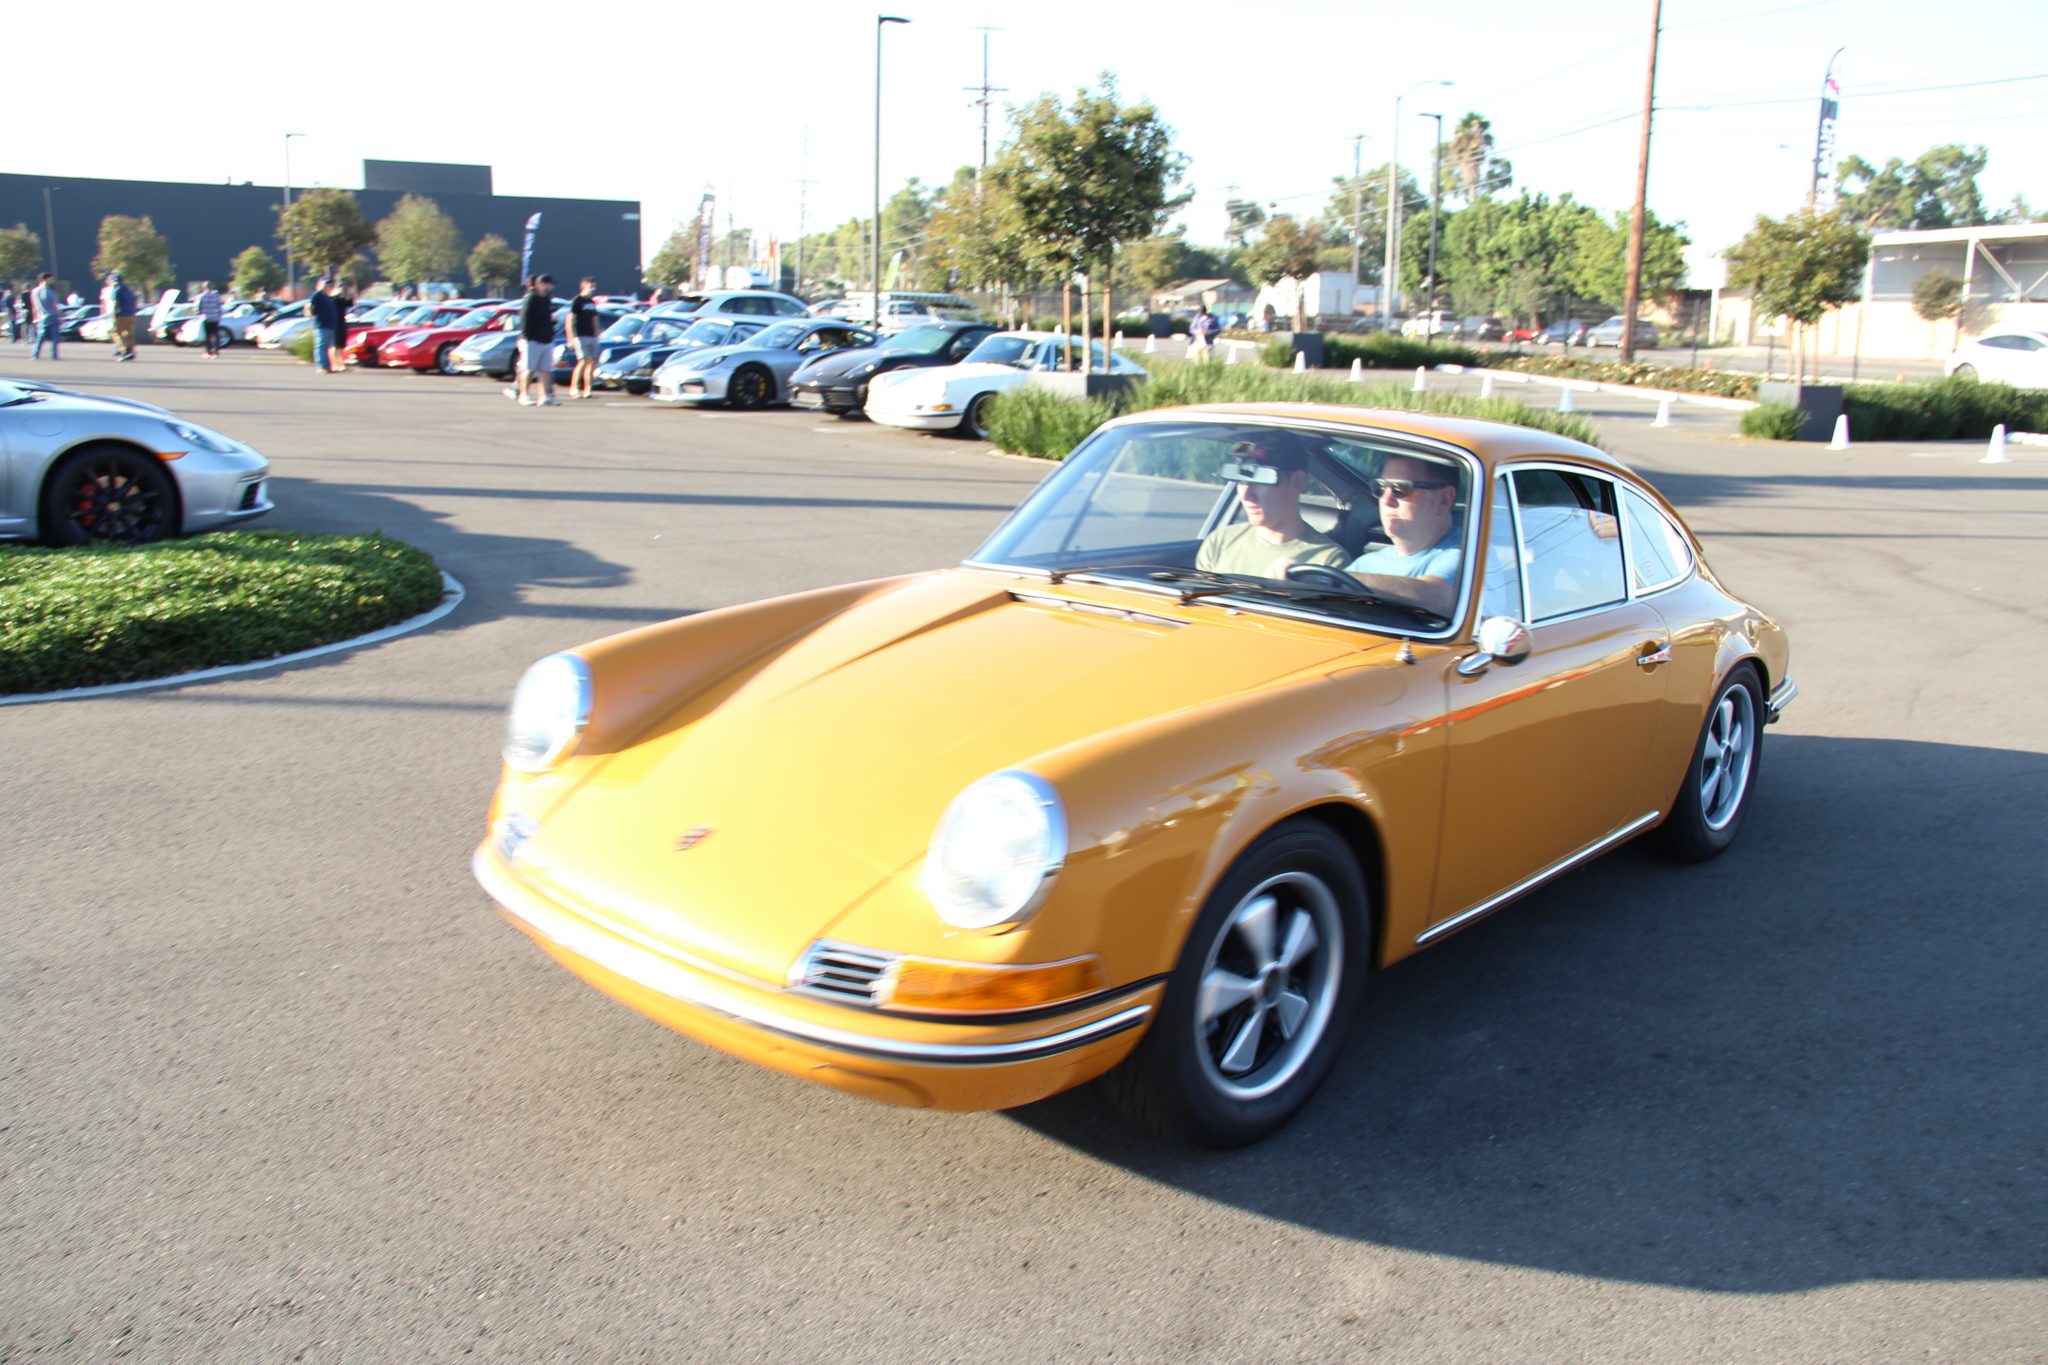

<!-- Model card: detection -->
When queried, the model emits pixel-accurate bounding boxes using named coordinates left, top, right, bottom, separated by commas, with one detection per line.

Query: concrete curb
left=1434, top=364, right=1759, bottom=412
left=0, top=571, right=467, bottom=708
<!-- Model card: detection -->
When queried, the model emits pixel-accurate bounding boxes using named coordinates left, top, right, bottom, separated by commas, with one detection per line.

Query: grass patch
left=1739, top=402, right=1806, bottom=441
left=1498, top=352, right=1761, bottom=400
left=1258, top=333, right=1483, bottom=371
left=1842, top=375, right=2048, bottom=442
left=285, top=331, right=316, bottom=364
left=985, top=357, right=1604, bottom=460
left=1, top=531, right=445, bottom=695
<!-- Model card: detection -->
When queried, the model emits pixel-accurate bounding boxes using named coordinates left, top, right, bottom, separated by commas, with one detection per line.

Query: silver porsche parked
left=0, top=378, right=273, bottom=545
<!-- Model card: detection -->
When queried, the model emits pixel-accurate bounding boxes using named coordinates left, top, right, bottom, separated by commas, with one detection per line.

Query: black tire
left=1102, top=819, right=1369, bottom=1147
left=41, top=445, right=176, bottom=546
left=728, top=364, right=772, bottom=409
left=434, top=344, right=457, bottom=375
left=1654, top=665, right=1764, bottom=863
left=962, top=391, right=996, bottom=441
left=1952, top=364, right=1976, bottom=382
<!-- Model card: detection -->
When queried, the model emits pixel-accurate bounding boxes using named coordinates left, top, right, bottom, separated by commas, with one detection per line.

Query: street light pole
left=1384, top=79, right=1451, bottom=326
left=283, top=133, right=304, bottom=296
left=1349, top=134, right=1365, bottom=291
left=873, top=15, right=909, bottom=323
left=41, top=187, right=59, bottom=284
left=1420, top=112, right=1445, bottom=325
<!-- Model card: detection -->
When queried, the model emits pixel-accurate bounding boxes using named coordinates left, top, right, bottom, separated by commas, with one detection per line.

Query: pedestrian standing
left=197, top=280, right=224, bottom=358
left=4, top=287, right=20, bottom=343
left=30, top=272, right=62, bottom=360
left=103, top=272, right=138, bottom=361
left=1189, top=304, right=1221, bottom=361
left=505, top=274, right=558, bottom=406
left=308, top=277, right=343, bottom=374
left=567, top=275, right=601, bottom=399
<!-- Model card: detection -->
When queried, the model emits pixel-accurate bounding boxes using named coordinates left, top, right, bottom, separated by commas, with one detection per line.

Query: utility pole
left=795, top=129, right=815, bottom=295
left=964, top=27, right=1006, bottom=200
left=1350, top=134, right=1365, bottom=290
left=1421, top=112, right=1445, bottom=324
left=41, top=187, right=59, bottom=284
left=1386, top=79, right=1451, bottom=325
left=283, top=132, right=304, bottom=295
left=1619, top=0, right=1664, bottom=363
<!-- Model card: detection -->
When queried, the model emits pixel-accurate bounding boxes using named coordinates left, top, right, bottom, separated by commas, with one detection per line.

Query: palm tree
left=1451, top=113, right=1510, bottom=203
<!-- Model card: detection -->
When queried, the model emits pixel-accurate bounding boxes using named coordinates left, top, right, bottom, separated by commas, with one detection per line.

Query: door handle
left=1636, top=642, right=1671, bottom=668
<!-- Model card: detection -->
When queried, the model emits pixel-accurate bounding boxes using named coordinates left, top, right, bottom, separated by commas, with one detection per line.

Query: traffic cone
left=1981, top=423, right=2011, bottom=464
left=1145, top=334, right=1157, bottom=354
left=1828, top=414, right=1850, bottom=450
left=1412, top=366, right=1427, bottom=393
left=1557, top=385, right=1575, bottom=413
left=1479, top=373, right=1493, bottom=398
left=1349, top=357, right=1363, bottom=383
left=1292, top=349, right=1307, bottom=373
left=1114, top=330, right=1125, bottom=348
left=1652, top=396, right=1672, bottom=428
left=1227, top=343, right=1240, bottom=365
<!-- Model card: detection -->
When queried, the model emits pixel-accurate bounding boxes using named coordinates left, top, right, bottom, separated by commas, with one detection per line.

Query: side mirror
left=1455, top=616, right=1533, bottom=677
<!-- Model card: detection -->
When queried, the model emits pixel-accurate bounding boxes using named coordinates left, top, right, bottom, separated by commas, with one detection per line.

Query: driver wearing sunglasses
left=1345, top=454, right=1464, bottom=618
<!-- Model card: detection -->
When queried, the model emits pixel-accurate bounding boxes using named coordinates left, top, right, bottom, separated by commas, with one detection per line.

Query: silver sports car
left=649, top=319, right=879, bottom=408
left=0, top=378, right=273, bottom=545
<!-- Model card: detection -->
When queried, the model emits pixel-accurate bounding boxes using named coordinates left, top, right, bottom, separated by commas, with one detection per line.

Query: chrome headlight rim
left=502, top=653, right=593, bottom=773
left=920, top=769, right=1068, bottom=932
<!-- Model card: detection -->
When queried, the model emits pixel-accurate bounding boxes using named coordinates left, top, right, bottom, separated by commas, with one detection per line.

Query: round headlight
left=921, top=771, right=1067, bottom=930
left=502, top=653, right=592, bottom=772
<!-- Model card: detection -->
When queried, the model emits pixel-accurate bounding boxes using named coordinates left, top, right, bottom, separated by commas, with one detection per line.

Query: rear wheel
left=435, top=344, right=457, bottom=375
left=963, top=391, right=997, bottom=441
left=1655, top=665, right=1763, bottom=862
left=1951, top=364, right=1977, bottom=381
left=728, top=364, right=772, bottom=409
left=42, top=445, right=176, bottom=546
left=1103, top=820, right=1367, bottom=1147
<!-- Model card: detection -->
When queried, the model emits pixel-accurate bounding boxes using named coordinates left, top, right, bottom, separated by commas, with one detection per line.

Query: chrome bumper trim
left=474, top=848, right=1150, bottom=1067
left=1766, top=678, right=1798, bottom=723
left=1417, top=811, right=1662, bottom=946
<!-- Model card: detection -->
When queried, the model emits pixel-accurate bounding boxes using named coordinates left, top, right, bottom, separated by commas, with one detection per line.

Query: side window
left=1480, top=477, right=1523, bottom=620
left=948, top=333, right=979, bottom=360
left=774, top=298, right=806, bottom=316
left=732, top=321, right=768, bottom=342
left=1511, top=469, right=1626, bottom=620
left=1621, top=487, right=1693, bottom=593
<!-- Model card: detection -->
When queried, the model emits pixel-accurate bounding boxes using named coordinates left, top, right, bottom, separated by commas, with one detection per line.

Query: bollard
left=1292, top=349, right=1307, bottom=373
left=1349, top=357, right=1363, bottom=383
left=1145, top=334, right=1157, bottom=354
left=1828, top=414, right=1850, bottom=450
left=1114, top=330, right=1125, bottom=349
left=1479, top=373, right=1493, bottom=399
left=1981, top=422, right=2011, bottom=464
left=1227, top=342, right=1240, bottom=366
left=1412, top=366, right=1427, bottom=393
left=1557, top=384, right=1575, bottom=413
left=1652, top=396, right=1672, bottom=428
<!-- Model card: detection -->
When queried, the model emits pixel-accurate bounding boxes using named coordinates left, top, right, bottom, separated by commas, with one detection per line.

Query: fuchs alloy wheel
left=42, top=445, right=175, bottom=546
left=1952, top=364, right=1977, bottom=381
left=1655, top=665, right=1763, bottom=862
left=1104, top=820, right=1368, bottom=1147
left=728, top=365, right=772, bottom=409
left=963, top=391, right=996, bottom=440
left=435, top=344, right=457, bottom=374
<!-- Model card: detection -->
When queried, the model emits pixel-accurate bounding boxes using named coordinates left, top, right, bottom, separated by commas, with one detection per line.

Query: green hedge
left=1739, top=402, right=1805, bottom=441
left=285, top=331, right=316, bottom=364
left=983, top=357, right=1605, bottom=460
left=1258, top=333, right=1483, bottom=372
left=1, top=531, right=445, bottom=694
left=1113, top=312, right=1190, bottom=336
left=1498, top=353, right=1761, bottom=400
left=1842, top=375, right=2048, bottom=442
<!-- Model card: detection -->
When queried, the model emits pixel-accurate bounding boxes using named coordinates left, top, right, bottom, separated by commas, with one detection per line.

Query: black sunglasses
left=1371, top=478, right=1451, bottom=499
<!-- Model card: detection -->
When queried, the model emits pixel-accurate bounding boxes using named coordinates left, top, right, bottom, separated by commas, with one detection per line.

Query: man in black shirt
left=566, top=276, right=602, bottom=400
left=506, top=274, right=558, bottom=406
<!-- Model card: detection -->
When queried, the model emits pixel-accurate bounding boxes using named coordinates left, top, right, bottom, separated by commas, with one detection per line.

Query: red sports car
left=344, top=303, right=488, bottom=367
left=377, top=304, right=517, bottom=374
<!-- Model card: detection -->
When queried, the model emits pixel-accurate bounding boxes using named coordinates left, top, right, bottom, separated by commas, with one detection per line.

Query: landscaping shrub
left=1738, top=402, right=1806, bottom=441
left=984, top=358, right=1603, bottom=460
left=1499, top=352, right=1761, bottom=400
left=0, top=531, right=445, bottom=694
left=285, top=331, right=316, bottom=364
left=1258, top=333, right=1483, bottom=372
left=1113, top=312, right=1188, bottom=336
left=1841, top=375, right=2048, bottom=442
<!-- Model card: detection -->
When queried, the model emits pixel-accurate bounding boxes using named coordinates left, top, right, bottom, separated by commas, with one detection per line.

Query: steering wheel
left=1284, top=562, right=1359, bottom=591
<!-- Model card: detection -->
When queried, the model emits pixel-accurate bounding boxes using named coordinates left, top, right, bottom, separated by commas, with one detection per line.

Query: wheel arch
left=1288, top=801, right=1390, bottom=967
left=37, top=437, right=186, bottom=539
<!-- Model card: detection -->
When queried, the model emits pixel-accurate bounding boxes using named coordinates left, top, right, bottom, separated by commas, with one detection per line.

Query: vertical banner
left=1813, top=75, right=1841, bottom=211
left=519, top=212, right=542, bottom=282
left=693, top=190, right=716, bottom=286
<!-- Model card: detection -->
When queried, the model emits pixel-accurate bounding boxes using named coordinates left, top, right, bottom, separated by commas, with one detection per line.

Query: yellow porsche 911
left=475, top=403, right=1795, bottom=1147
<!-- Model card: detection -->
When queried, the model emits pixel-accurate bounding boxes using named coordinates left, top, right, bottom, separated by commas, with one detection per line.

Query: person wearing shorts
left=506, top=274, right=558, bottom=406
left=566, top=276, right=602, bottom=399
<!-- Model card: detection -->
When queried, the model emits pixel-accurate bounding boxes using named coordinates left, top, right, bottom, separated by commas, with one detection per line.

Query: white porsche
left=863, top=331, right=1146, bottom=439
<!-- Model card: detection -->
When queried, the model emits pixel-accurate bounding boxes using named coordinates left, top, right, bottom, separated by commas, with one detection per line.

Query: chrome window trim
left=1416, top=811, right=1663, bottom=946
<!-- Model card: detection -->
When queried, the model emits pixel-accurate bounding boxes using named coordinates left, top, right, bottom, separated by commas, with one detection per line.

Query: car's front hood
left=516, top=571, right=1359, bottom=985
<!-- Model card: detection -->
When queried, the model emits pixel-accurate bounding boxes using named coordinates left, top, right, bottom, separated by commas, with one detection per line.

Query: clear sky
left=15, top=0, right=2045, bottom=271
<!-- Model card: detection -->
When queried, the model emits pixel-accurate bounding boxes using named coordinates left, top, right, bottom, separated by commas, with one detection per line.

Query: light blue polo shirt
left=1347, top=528, right=1463, bottom=582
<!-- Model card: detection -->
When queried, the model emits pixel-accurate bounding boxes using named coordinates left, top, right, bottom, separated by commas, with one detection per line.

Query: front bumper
left=867, top=404, right=961, bottom=431
left=791, top=384, right=861, bottom=413
left=177, top=442, right=273, bottom=533
left=1766, top=678, right=1799, bottom=723
left=651, top=373, right=726, bottom=405
left=473, top=842, right=1155, bottom=1110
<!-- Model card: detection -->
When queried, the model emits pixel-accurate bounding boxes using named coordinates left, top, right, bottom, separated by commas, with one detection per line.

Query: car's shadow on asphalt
left=1009, top=734, right=2047, bottom=1293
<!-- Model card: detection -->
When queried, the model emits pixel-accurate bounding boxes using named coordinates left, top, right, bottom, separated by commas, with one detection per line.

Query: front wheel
left=1103, top=820, right=1367, bottom=1147
left=1655, top=666, right=1763, bottom=862
left=42, top=445, right=176, bottom=545
left=1951, top=364, right=1977, bottom=381
left=727, top=364, right=772, bottom=409
left=962, top=391, right=996, bottom=441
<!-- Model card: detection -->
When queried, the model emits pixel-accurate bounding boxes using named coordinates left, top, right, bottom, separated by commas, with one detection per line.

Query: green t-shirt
left=1196, top=522, right=1347, bottom=579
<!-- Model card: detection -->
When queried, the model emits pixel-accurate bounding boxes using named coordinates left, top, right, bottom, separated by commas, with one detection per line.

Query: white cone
left=1292, top=350, right=1307, bottom=373
left=1828, top=413, right=1850, bottom=450
left=1557, top=384, right=1575, bottom=413
left=1115, top=330, right=1125, bottom=348
left=1982, top=422, right=2011, bottom=464
left=1349, top=357, right=1363, bottom=383
left=1412, top=366, right=1427, bottom=393
left=1479, top=373, right=1493, bottom=398
left=1227, top=342, right=1240, bottom=366
left=1145, top=334, right=1157, bottom=354
left=1652, top=396, right=1672, bottom=428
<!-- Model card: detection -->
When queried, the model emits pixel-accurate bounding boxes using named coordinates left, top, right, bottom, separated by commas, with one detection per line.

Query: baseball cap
left=535, top=274, right=554, bottom=285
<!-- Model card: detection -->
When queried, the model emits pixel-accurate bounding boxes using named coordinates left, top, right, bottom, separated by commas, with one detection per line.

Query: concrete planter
left=1758, top=381, right=1844, bottom=441
left=1027, top=371, right=1138, bottom=402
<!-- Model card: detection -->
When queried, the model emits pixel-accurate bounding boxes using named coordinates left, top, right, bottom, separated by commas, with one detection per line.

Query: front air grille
left=238, top=481, right=264, bottom=510
left=791, top=941, right=896, bottom=1006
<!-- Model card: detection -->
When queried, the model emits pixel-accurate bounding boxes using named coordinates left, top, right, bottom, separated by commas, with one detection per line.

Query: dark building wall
left=365, top=160, right=491, bottom=196
left=0, top=173, right=641, bottom=296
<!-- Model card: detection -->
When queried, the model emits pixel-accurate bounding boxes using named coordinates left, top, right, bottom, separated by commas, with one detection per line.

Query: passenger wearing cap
left=1344, top=453, right=1464, bottom=618
left=1196, top=438, right=1348, bottom=579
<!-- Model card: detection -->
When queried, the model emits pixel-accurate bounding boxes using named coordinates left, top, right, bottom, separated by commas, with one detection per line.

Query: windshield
left=599, top=315, right=645, bottom=342
left=679, top=318, right=735, bottom=346
left=962, top=335, right=1038, bottom=368
left=880, top=325, right=952, bottom=356
left=449, top=307, right=497, bottom=328
left=971, top=419, right=1477, bottom=632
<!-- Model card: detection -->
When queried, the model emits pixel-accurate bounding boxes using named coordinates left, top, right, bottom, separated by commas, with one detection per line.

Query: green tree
left=1561, top=208, right=1687, bottom=312
left=1910, top=272, right=1962, bottom=324
left=1241, top=216, right=1328, bottom=330
left=468, top=234, right=521, bottom=293
left=1223, top=199, right=1266, bottom=250
left=1448, top=113, right=1514, bottom=203
left=1318, top=162, right=1425, bottom=286
left=335, top=252, right=378, bottom=293
left=1727, top=209, right=1871, bottom=382
left=92, top=215, right=174, bottom=291
left=1836, top=144, right=1991, bottom=230
left=278, top=188, right=375, bottom=280
left=643, top=225, right=696, bottom=290
left=0, top=224, right=43, bottom=284
left=374, top=194, right=466, bottom=291
left=991, top=73, right=1190, bottom=355
left=229, top=246, right=285, bottom=297
left=924, top=175, right=1049, bottom=309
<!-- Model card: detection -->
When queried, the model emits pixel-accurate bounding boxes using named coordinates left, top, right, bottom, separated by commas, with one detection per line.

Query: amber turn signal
left=883, top=954, right=1106, bottom=1013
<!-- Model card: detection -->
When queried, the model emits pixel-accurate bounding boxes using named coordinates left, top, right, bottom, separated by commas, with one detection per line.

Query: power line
left=1665, top=69, right=2048, bottom=109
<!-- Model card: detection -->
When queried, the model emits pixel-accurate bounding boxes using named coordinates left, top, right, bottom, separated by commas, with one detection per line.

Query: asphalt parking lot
left=4, top=347, right=2044, bottom=1361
